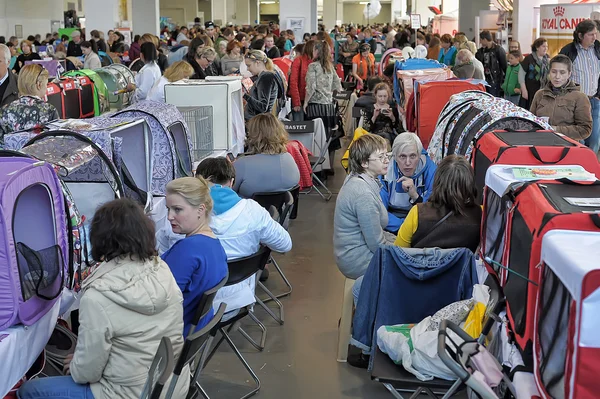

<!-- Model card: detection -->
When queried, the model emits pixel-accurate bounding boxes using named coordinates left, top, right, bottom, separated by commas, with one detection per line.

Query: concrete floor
left=199, top=151, right=463, bottom=399
left=199, top=152, right=400, bottom=399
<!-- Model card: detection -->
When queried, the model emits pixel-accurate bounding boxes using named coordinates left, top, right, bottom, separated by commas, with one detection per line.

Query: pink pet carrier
left=0, top=157, right=68, bottom=330
left=535, top=230, right=600, bottom=399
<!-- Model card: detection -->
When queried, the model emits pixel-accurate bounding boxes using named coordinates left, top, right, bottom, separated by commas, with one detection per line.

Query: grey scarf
left=532, top=52, right=550, bottom=87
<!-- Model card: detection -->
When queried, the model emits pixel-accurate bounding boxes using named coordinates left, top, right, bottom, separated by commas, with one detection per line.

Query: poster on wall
left=540, top=3, right=600, bottom=56
left=286, top=18, right=306, bottom=38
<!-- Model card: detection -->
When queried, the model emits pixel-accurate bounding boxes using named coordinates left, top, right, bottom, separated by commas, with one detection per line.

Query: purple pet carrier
left=0, top=157, right=68, bottom=330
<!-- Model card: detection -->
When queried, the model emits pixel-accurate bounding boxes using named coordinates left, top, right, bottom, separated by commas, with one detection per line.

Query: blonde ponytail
left=265, top=57, right=274, bottom=71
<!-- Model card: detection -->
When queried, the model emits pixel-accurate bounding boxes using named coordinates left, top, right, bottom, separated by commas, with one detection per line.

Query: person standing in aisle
left=502, top=50, right=522, bottom=106
left=476, top=30, right=507, bottom=98
left=560, top=19, right=600, bottom=153
left=519, top=37, right=550, bottom=110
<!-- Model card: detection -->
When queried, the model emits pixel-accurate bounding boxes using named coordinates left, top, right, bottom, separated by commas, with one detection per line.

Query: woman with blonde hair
left=243, top=49, right=286, bottom=121
left=233, top=113, right=300, bottom=198
left=0, top=64, right=58, bottom=142
left=162, top=176, right=228, bottom=336
left=148, top=60, right=194, bottom=102
left=190, top=46, right=217, bottom=79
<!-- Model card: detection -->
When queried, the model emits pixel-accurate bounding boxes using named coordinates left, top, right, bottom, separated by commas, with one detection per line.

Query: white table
left=286, top=118, right=331, bottom=172
left=0, top=289, right=76, bottom=397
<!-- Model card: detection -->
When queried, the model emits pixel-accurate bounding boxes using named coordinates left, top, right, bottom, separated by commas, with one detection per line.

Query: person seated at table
left=148, top=60, right=194, bottom=103
left=529, top=54, right=592, bottom=142
left=354, top=76, right=382, bottom=110
left=233, top=113, right=300, bottom=198
left=379, top=133, right=436, bottom=234
left=126, top=42, right=161, bottom=103
left=334, top=134, right=396, bottom=280
left=361, top=83, right=400, bottom=145
left=18, top=199, right=189, bottom=399
left=395, top=154, right=481, bottom=252
left=13, top=39, right=41, bottom=74
left=195, top=157, right=292, bottom=310
left=161, top=177, right=228, bottom=336
left=0, top=64, right=58, bottom=143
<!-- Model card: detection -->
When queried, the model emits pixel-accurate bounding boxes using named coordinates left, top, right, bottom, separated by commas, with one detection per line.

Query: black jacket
left=14, top=52, right=41, bottom=74
left=266, top=46, right=281, bottom=59
left=363, top=38, right=377, bottom=54
left=0, top=72, right=18, bottom=108
left=67, top=41, right=83, bottom=57
left=243, top=71, right=286, bottom=120
left=559, top=41, right=600, bottom=98
left=475, top=43, right=507, bottom=87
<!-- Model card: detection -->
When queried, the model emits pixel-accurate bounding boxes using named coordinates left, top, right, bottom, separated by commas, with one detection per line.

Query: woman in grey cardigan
left=334, top=134, right=396, bottom=279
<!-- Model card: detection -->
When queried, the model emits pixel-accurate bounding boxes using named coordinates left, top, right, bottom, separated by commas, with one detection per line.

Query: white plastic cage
left=176, top=106, right=214, bottom=162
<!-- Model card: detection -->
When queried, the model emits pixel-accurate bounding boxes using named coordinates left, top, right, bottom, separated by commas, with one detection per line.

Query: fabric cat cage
left=535, top=230, right=600, bottom=399
left=164, top=77, right=246, bottom=159
left=480, top=171, right=600, bottom=355
left=472, top=130, right=600, bottom=203
left=113, top=100, right=194, bottom=193
left=0, top=156, right=68, bottom=330
left=63, top=69, right=110, bottom=116
left=394, top=65, right=454, bottom=111
left=94, top=63, right=135, bottom=110
left=428, top=93, right=550, bottom=164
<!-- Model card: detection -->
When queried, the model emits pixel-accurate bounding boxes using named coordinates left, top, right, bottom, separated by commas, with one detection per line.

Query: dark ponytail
left=81, top=40, right=98, bottom=54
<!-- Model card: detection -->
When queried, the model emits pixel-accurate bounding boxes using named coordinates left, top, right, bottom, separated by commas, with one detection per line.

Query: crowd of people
left=2, top=15, right=600, bottom=395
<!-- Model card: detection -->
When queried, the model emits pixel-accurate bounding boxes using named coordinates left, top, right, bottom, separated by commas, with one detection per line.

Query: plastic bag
left=463, top=284, right=491, bottom=338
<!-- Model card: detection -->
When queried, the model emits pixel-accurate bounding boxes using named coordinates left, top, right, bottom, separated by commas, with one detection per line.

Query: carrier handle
left=591, top=214, right=600, bottom=229
left=529, top=147, right=570, bottom=164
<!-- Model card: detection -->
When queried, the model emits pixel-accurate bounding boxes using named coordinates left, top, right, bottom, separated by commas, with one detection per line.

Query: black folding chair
left=284, top=120, right=333, bottom=201
left=200, top=247, right=272, bottom=399
left=164, top=303, right=226, bottom=399
left=140, top=337, right=175, bottom=399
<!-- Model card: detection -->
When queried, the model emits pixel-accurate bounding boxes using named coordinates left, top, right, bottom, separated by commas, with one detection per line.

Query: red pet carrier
left=499, top=180, right=600, bottom=354
left=75, top=76, right=95, bottom=118
left=59, top=78, right=82, bottom=119
left=415, top=80, right=485, bottom=148
left=46, top=82, right=65, bottom=119
left=473, top=130, right=600, bottom=202
left=535, top=230, right=600, bottom=399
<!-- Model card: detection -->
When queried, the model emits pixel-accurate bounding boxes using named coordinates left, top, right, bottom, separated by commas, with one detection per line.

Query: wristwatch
left=409, top=195, right=423, bottom=206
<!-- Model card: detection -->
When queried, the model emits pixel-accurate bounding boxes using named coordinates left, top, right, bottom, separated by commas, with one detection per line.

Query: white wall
left=343, top=3, right=391, bottom=26
left=458, top=0, right=489, bottom=39
left=0, top=0, right=64, bottom=39
left=159, top=0, right=197, bottom=26
left=133, top=0, right=159, bottom=35
left=84, top=0, right=119, bottom=38
left=280, top=0, right=317, bottom=36
left=513, top=0, right=557, bottom=47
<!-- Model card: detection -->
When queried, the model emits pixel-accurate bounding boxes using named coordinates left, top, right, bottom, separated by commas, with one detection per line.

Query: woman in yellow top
left=352, top=43, right=375, bottom=89
left=394, top=154, right=482, bottom=252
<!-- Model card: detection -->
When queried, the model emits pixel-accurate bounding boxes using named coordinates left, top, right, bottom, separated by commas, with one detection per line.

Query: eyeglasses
left=35, top=65, right=45, bottom=83
left=398, top=153, right=419, bottom=162
left=368, top=152, right=391, bottom=162
left=202, top=56, right=214, bottom=65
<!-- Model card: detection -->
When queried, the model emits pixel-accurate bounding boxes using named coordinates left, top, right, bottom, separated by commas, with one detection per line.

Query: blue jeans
left=585, top=97, right=600, bottom=154
left=505, top=94, right=520, bottom=106
left=290, top=110, right=304, bottom=121
left=18, top=376, right=94, bottom=399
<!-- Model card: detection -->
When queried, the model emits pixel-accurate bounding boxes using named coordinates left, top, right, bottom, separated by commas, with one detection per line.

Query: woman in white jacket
left=18, top=199, right=189, bottom=399
left=127, top=42, right=161, bottom=103
left=81, top=41, right=102, bottom=70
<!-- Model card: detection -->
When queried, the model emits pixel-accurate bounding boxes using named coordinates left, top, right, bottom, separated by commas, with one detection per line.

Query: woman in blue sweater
left=162, top=177, right=228, bottom=336
left=380, top=133, right=436, bottom=234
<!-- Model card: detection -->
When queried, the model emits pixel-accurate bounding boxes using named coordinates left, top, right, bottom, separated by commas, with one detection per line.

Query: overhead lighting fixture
left=261, top=1, right=276, bottom=3
left=359, top=1, right=369, bottom=4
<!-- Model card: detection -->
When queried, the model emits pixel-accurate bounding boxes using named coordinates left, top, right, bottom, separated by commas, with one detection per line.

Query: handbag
left=412, top=210, right=454, bottom=248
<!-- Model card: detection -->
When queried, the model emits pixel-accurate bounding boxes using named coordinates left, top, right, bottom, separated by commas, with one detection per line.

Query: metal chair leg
left=254, top=294, right=284, bottom=325
left=238, top=311, right=266, bottom=353
left=256, top=281, right=285, bottom=323
left=311, top=173, right=332, bottom=201
left=259, top=257, right=292, bottom=303
left=221, top=329, right=261, bottom=399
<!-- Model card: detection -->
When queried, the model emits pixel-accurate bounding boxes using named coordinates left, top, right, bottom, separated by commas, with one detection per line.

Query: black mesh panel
left=474, top=146, right=494, bottom=203
left=64, top=89, right=81, bottom=119
left=17, top=243, right=63, bottom=301
left=538, top=267, right=571, bottom=398
left=505, top=209, right=533, bottom=335
left=79, top=83, right=94, bottom=117
left=494, top=131, right=575, bottom=147
left=483, top=191, right=509, bottom=268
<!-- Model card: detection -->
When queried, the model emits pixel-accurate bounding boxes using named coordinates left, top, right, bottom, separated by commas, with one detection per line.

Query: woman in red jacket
left=289, top=40, right=315, bottom=121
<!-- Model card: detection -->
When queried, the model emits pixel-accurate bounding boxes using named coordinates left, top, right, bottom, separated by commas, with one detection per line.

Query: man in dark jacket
left=559, top=19, right=600, bottom=153
left=475, top=30, right=507, bottom=97
left=0, top=44, right=18, bottom=108
left=67, top=30, right=83, bottom=57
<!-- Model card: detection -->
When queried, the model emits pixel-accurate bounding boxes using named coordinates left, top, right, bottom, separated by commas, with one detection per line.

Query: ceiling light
left=359, top=1, right=369, bottom=4
left=261, top=1, right=276, bottom=3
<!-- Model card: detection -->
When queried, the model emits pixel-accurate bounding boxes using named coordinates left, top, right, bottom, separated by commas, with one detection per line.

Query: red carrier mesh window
left=79, top=79, right=95, bottom=117
left=505, top=209, right=533, bottom=335
left=482, top=190, right=510, bottom=270
left=538, top=266, right=572, bottom=398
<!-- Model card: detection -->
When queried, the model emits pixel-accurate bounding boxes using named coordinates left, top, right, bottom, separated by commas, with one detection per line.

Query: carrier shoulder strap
left=529, top=147, right=570, bottom=164
left=413, top=210, right=454, bottom=248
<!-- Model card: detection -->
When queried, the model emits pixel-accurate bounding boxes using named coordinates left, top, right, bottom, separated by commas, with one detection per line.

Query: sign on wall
left=540, top=4, right=600, bottom=55
left=286, top=17, right=306, bottom=37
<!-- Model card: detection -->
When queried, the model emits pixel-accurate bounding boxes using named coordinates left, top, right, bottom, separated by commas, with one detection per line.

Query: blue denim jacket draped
left=351, top=245, right=476, bottom=370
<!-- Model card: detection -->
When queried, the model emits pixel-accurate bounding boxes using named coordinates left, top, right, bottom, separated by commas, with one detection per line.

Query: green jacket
left=501, top=64, right=521, bottom=96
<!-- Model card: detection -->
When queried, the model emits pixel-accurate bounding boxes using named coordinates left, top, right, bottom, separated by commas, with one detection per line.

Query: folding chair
left=140, top=337, right=175, bottom=399
left=283, top=120, right=333, bottom=201
left=164, top=303, right=227, bottom=399
left=200, top=247, right=272, bottom=399
left=334, top=90, right=353, bottom=117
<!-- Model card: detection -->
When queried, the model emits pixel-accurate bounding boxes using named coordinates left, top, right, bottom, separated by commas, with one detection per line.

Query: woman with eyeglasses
left=352, top=43, right=375, bottom=89
left=243, top=49, right=286, bottom=121
left=125, top=42, right=161, bottom=103
left=189, top=46, right=217, bottom=80
left=379, top=133, right=436, bottom=234
left=0, top=64, right=58, bottom=144
left=334, top=134, right=395, bottom=281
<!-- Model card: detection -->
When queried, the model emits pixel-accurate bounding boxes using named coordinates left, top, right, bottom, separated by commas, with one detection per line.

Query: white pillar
left=84, top=0, right=119, bottom=38
left=323, top=0, right=337, bottom=32
left=280, top=0, right=317, bottom=37
left=234, top=0, right=251, bottom=25
left=513, top=0, right=553, bottom=49
left=212, top=0, right=227, bottom=26
left=391, top=0, right=406, bottom=23
left=249, top=0, right=258, bottom=25
left=132, top=0, right=160, bottom=35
